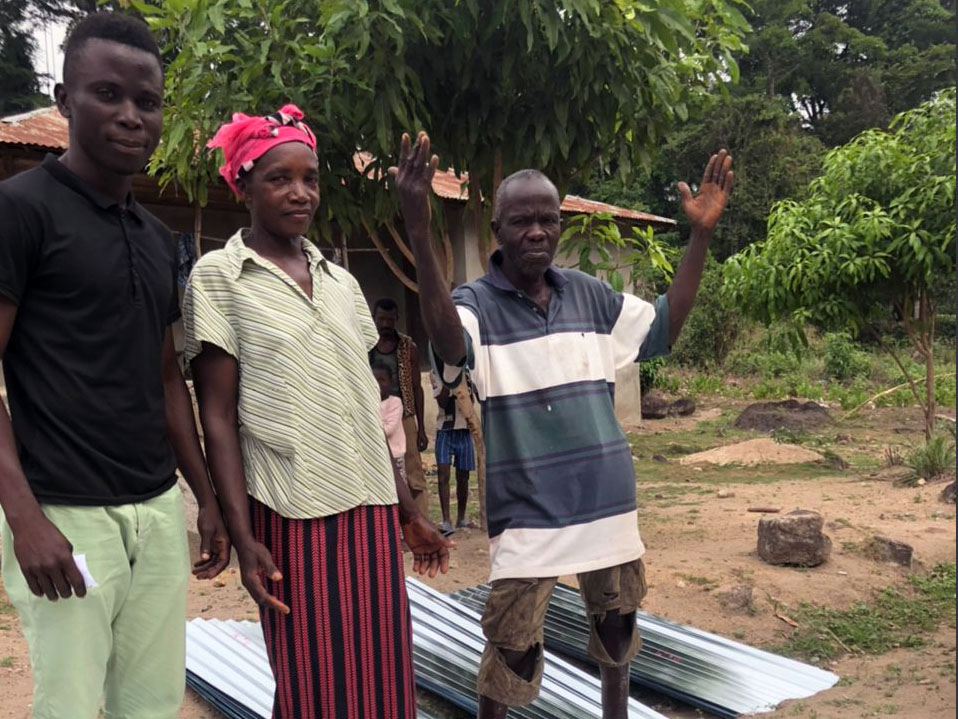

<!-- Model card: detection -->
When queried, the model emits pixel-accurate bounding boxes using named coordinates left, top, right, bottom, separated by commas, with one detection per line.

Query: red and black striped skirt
left=250, top=498, right=417, bottom=719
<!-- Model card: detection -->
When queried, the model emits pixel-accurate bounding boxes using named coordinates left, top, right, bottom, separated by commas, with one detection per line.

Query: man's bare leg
left=455, top=468, right=470, bottom=525
left=596, top=611, right=635, bottom=719
left=437, top=463, right=452, bottom=528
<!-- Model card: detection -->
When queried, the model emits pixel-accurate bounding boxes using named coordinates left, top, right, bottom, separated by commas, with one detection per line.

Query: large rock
left=940, top=481, right=956, bottom=504
left=734, top=400, right=833, bottom=432
left=641, top=391, right=670, bottom=419
left=866, top=536, right=913, bottom=567
left=715, top=584, right=753, bottom=613
left=641, top=392, right=697, bottom=420
left=757, top=509, right=832, bottom=567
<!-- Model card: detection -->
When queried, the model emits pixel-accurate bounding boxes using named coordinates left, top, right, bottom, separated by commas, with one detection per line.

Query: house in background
left=1, top=106, right=676, bottom=421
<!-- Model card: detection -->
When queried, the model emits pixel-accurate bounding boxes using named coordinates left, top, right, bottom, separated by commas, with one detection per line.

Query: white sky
left=32, top=20, right=68, bottom=98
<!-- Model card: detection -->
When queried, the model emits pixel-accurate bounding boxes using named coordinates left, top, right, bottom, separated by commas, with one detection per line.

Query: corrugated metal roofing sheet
left=406, top=578, right=669, bottom=719
left=185, top=618, right=441, bottom=719
left=185, top=579, right=671, bottom=719
left=2, top=108, right=675, bottom=226
left=452, top=583, right=840, bottom=718
left=353, top=151, right=676, bottom=226
left=0, top=107, right=68, bottom=151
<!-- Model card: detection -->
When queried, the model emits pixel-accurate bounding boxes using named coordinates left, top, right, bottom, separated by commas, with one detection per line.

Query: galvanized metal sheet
left=185, top=618, right=441, bottom=719
left=406, top=578, right=668, bottom=719
left=452, top=584, right=839, bottom=717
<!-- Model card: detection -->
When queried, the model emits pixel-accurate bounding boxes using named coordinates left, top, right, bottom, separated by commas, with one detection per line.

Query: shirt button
left=546, top=404, right=552, bottom=412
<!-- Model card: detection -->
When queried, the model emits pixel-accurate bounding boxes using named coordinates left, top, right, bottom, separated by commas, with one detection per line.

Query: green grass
left=0, top=656, right=13, bottom=668
left=777, top=563, right=957, bottom=662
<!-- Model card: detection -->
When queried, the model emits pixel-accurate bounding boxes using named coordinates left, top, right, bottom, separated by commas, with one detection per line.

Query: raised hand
left=678, top=149, right=734, bottom=233
left=389, top=132, right=439, bottom=236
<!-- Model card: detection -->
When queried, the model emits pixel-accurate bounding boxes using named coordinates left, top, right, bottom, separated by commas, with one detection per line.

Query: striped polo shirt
left=435, top=251, right=669, bottom=580
left=183, top=230, right=397, bottom=519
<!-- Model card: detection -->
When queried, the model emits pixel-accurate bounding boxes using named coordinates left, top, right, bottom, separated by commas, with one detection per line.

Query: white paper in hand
left=72, top=554, right=98, bottom=589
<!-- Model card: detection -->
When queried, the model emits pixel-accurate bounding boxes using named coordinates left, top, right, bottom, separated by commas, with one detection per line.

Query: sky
left=32, top=19, right=68, bottom=98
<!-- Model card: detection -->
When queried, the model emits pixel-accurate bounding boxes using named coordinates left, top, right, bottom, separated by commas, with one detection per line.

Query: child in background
left=375, top=363, right=407, bottom=480
left=430, top=369, right=477, bottom=535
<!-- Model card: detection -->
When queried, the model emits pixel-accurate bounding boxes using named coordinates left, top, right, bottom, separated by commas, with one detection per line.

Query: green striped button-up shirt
left=183, top=230, right=397, bottom=519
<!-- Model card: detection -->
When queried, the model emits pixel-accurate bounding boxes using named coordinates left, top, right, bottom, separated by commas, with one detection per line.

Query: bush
left=905, top=434, right=956, bottom=481
left=639, top=357, right=667, bottom=391
left=671, top=257, right=741, bottom=369
left=936, top=314, right=956, bottom=341
left=824, top=332, right=870, bottom=381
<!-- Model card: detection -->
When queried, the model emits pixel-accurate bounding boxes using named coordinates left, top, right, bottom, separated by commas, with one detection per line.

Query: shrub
left=905, top=435, right=956, bottom=481
left=639, top=357, right=667, bottom=391
left=671, top=257, right=741, bottom=369
left=824, top=332, right=870, bottom=381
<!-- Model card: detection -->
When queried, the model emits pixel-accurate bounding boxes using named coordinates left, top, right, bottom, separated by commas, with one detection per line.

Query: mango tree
left=723, top=88, right=956, bottom=438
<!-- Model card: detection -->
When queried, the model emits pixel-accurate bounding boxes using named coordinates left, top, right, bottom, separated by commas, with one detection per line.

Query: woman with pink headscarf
left=182, top=105, right=452, bottom=718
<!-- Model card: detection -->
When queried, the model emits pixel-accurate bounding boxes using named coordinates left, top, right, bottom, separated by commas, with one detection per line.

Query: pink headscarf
left=207, top=104, right=317, bottom=197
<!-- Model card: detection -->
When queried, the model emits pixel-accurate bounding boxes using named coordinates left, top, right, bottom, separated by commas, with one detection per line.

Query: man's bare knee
left=595, top=611, right=635, bottom=663
left=501, top=645, right=539, bottom=682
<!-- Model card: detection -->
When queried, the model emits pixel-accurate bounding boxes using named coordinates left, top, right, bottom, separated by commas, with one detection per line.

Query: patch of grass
left=903, top=434, right=956, bottom=482
left=0, top=593, right=13, bottom=616
left=677, top=573, right=719, bottom=591
left=777, top=563, right=956, bottom=661
left=0, top=656, right=12, bottom=668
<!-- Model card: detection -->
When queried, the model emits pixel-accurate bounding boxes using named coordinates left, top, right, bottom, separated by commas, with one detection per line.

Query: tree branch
left=361, top=217, right=419, bottom=293
left=385, top=220, right=416, bottom=266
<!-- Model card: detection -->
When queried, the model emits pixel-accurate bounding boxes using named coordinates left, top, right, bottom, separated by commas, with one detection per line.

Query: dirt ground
left=0, top=405, right=954, bottom=719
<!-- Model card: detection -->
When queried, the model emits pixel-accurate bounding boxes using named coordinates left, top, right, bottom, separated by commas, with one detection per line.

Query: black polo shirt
left=0, top=154, right=179, bottom=505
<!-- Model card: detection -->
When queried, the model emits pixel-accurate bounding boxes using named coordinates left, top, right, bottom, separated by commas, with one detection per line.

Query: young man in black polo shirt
left=0, top=14, right=229, bottom=718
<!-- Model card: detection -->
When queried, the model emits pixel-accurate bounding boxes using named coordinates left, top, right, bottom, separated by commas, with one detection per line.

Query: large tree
left=132, top=0, right=748, bottom=259
left=723, top=88, right=956, bottom=438
left=739, top=0, right=956, bottom=146
left=1, top=0, right=46, bottom=114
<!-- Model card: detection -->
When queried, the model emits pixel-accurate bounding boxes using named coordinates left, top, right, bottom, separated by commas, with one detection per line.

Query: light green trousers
left=1, top=485, right=189, bottom=719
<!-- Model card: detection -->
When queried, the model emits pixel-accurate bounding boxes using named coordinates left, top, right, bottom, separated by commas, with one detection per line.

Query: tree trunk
left=192, top=200, right=203, bottom=260
left=920, top=289, right=936, bottom=440
left=454, top=381, right=486, bottom=530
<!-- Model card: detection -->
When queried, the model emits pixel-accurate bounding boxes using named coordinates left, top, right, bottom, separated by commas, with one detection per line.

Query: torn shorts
left=477, top=558, right=647, bottom=707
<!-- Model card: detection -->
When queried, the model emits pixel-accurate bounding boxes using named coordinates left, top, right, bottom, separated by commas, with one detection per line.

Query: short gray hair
left=493, top=169, right=559, bottom=223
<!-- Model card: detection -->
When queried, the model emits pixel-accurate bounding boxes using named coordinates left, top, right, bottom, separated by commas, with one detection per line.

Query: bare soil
left=0, top=406, right=954, bottom=719
left=734, top=400, right=835, bottom=432
left=678, top=437, right=825, bottom=466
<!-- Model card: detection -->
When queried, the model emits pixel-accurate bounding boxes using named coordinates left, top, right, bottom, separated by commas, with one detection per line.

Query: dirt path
left=1, top=405, right=954, bottom=718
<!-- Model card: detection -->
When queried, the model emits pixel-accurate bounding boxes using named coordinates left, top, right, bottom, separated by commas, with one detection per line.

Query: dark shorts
left=477, top=558, right=647, bottom=706
left=435, top=428, right=475, bottom=471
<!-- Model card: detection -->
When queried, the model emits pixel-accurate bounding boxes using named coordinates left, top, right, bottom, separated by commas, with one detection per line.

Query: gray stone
left=652, top=454, right=669, bottom=463
left=757, top=509, right=832, bottom=567
left=866, top=536, right=914, bottom=567
left=641, top=391, right=670, bottom=419
left=669, top=398, right=697, bottom=417
left=715, top=584, right=753, bottom=612
left=940, top=481, right=956, bottom=504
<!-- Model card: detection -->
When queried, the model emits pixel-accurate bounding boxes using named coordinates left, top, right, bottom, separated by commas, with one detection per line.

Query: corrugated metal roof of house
left=0, top=107, right=69, bottom=151
left=1, top=109, right=675, bottom=226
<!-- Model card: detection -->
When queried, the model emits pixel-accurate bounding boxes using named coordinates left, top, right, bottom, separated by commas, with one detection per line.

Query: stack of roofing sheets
left=184, top=618, right=440, bottom=719
left=406, top=578, right=668, bottom=719
left=186, top=579, right=670, bottom=719
left=452, top=583, right=839, bottom=718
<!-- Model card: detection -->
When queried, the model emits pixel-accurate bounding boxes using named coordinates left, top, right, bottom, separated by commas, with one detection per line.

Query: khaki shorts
left=477, top=558, right=647, bottom=706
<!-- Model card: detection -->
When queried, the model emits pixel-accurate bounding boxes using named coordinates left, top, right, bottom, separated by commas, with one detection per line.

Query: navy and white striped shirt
left=435, top=251, right=669, bottom=580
